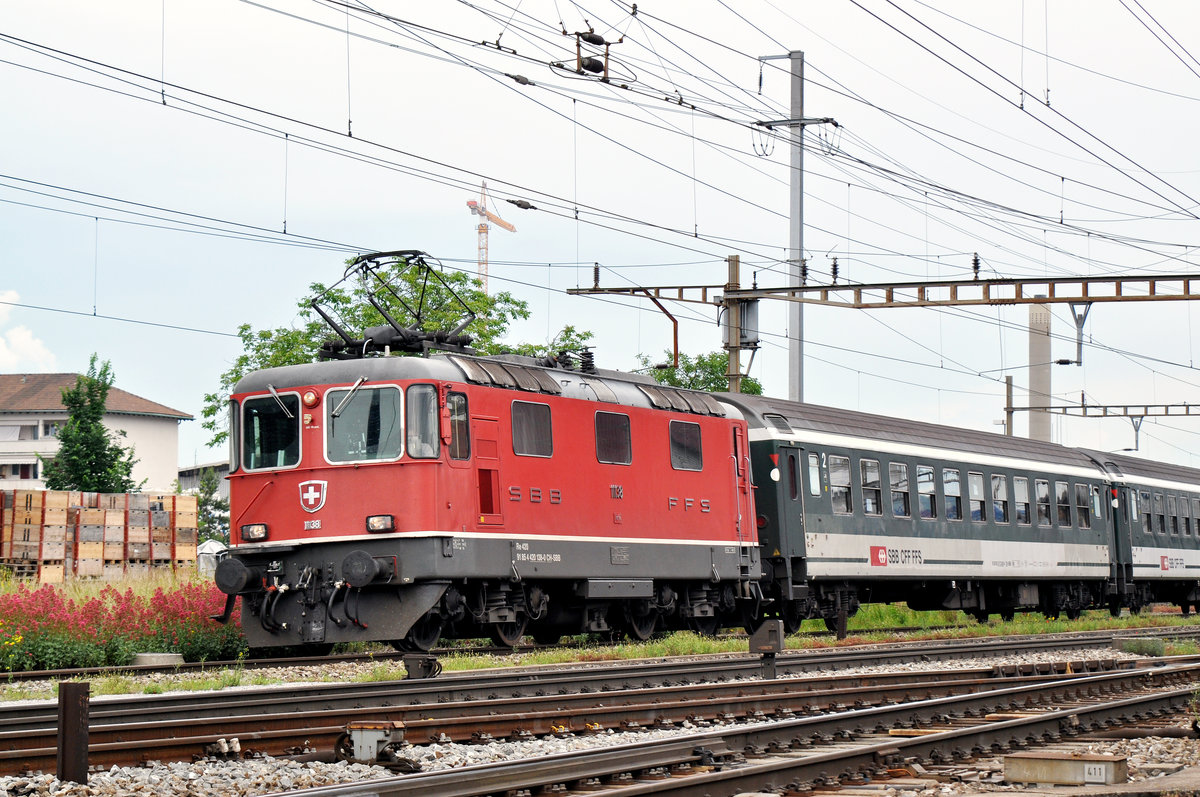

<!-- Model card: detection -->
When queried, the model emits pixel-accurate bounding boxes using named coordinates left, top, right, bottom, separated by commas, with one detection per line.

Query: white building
left=0, top=373, right=192, bottom=491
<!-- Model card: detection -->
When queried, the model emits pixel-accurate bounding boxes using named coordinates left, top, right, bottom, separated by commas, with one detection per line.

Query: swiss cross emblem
left=299, top=480, right=328, bottom=513
left=871, top=545, right=887, bottom=567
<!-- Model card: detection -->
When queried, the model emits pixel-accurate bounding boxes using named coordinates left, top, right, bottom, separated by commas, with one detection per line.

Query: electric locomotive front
left=215, top=352, right=762, bottom=653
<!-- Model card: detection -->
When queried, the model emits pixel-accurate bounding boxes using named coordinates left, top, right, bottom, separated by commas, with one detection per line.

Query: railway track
left=263, top=663, right=1200, bottom=797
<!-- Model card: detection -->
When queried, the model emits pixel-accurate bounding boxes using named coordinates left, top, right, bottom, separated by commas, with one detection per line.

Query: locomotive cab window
left=228, top=399, right=241, bottom=472
left=829, top=455, right=852, bottom=514
left=448, top=392, right=470, bottom=460
left=406, top=384, right=439, bottom=459
left=943, top=468, right=962, bottom=521
left=513, top=401, right=553, bottom=457
left=243, top=392, right=300, bottom=470
left=326, top=385, right=403, bottom=463
left=595, top=411, right=632, bottom=465
left=669, top=420, right=702, bottom=471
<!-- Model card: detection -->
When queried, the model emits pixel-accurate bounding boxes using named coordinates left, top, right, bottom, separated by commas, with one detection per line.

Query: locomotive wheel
left=1000, top=609, right=1015, bottom=622
left=531, top=627, right=563, bottom=645
left=626, top=608, right=659, bottom=642
left=489, top=617, right=528, bottom=647
left=968, top=610, right=990, bottom=624
left=1066, top=606, right=1081, bottom=620
left=781, top=602, right=805, bottom=635
left=395, top=614, right=444, bottom=652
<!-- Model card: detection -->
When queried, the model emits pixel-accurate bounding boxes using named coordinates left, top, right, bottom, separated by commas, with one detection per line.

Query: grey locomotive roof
left=717, top=392, right=1102, bottom=470
left=234, top=356, right=465, bottom=394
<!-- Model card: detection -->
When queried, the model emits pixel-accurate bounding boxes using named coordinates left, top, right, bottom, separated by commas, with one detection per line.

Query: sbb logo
left=871, top=546, right=888, bottom=567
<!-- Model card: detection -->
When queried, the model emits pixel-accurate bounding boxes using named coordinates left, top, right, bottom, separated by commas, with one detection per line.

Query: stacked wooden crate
left=0, top=490, right=202, bottom=581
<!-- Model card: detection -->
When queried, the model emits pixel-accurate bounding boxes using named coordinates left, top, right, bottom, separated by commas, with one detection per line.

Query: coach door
left=473, top=415, right=503, bottom=526
left=774, top=445, right=810, bottom=560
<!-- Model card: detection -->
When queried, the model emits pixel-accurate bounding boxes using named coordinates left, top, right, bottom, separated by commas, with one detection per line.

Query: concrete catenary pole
left=1028, top=300, right=1052, bottom=442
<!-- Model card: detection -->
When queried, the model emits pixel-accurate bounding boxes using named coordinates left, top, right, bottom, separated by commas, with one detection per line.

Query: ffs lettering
left=667, top=497, right=711, bottom=512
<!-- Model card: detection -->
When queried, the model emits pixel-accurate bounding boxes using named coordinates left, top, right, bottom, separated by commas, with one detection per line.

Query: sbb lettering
left=509, top=487, right=563, bottom=504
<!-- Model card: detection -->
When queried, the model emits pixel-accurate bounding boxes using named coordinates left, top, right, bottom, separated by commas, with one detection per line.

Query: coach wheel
left=531, top=628, right=563, bottom=645
left=394, top=614, right=444, bottom=653
left=687, top=614, right=720, bottom=637
left=968, top=610, right=989, bottom=624
left=489, top=617, right=528, bottom=648
left=1000, top=609, right=1016, bottom=622
left=1108, top=599, right=1122, bottom=618
left=300, top=643, right=335, bottom=657
left=782, top=602, right=805, bottom=635
left=1066, top=607, right=1081, bottom=620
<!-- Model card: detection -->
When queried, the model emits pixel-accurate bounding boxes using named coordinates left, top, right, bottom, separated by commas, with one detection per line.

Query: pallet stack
left=0, top=490, right=200, bottom=583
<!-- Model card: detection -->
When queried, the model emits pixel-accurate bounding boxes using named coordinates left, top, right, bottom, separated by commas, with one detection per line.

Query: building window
left=1076, top=483, right=1092, bottom=530
left=595, top=412, right=632, bottom=465
left=513, top=401, right=553, bottom=457
left=944, top=468, right=962, bottom=521
left=42, top=422, right=60, bottom=439
left=829, top=455, right=852, bottom=514
left=917, top=465, right=936, bottom=519
left=1014, top=477, right=1031, bottom=525
left=890, top=462, right=910, bottom=518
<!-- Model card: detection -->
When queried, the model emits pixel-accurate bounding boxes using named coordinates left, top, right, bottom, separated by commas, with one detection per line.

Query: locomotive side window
left=860, top=459, right=882, bottom=516
left=243, top=393, right=300, bottom=470
left=448, top=392, right=470, bottom=460
left=828, top=455, right=852, bottom=514
left=890, top=463, right=910, bottom=518
left=917, top=465, right=936, bottom=519
left=1167, top=495, right=1178, bottom=535
left=1075, top=484, right=1092, bottom=530
left=1056, top=481, right=1072, bottom=527
left=967, top=472, right=985, bottom=522
left=228, top=400, right=240, bottom=472
left=1153, top=493, right=1165, bottom=533
left=992, top=475, right=1009, bottom=523
left=1013, top=477, right=1031, bottom=525
left=513, top=401, right=553, bottom=457
left=668, top=420, right=702, bottom=471
left=326, top=385, right=403, bottom=463
left=406, top=385, right=440, bottom=459
left=1035, top=480, right=1051, bottom=527
left=807, top=454, right=821, bottom=496
left=943, top=468, right=962, bottom=521
left=595, top=411, right=632, bottom=465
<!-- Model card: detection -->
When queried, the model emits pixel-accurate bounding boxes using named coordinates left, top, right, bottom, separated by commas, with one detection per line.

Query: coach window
left=1139, top=491, right=1151, bottom=530
left=943, top=468, right=962, bottom=521
left=1193, top=498, right=1200, bottom=534
left=890, top=463, right=910, bottom=518
left=968, top=472, right=985, bottom=522
left=1180, top=497, right=1190, bottom=536
left=326, top=385, right=404, bottom=463
left=787, top=453, right=799, bottom=500
left=669, top=420, right=702, bottom=471
left=1056, top=481, right=1072, bottom=527
left=1013, top=477, right=1031, bottom=525
left=447, top=392, right=470, bottom=460
left=406, top=385, right=440, bottom=459
left=917, top=465, right=936, bottom=519
left=243, top=392, right=301, bottom=470
left=1167, top=495, right=1179, bottom=534
left=1075, top=484, right=1092, bottom=530
left=860, top=459, right=882, bottom=516
left=513, top=401, right=553, bottom=457
left=807, top=454, right=821, bottom=496
left=992, top=475, right=1010, bottom=523
left=1035, top=479, right=1052, bottom=527
left=829, top=455, right=852, bottom=514
left=1153, top=493, right=1166, bottom=533
left=595, top=412, right=632, bottom=465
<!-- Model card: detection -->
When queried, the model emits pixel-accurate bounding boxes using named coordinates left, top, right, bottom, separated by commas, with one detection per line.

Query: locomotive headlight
left=366, top=514, right=395, bottom=532
left=302, top=390, right=320, bottom=408
left=240, top=523, right=269, bottom=542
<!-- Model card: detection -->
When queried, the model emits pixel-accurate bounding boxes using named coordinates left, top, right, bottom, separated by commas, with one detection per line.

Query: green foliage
left=39, top=354, right=141, bottom=492
left=637, top=350, right=763, bottom=395
left=1119, top=637, right=1166, bottom=657
left=201, top=257, right=539, bottom=447
left=197, top=468, right=230, bottom=545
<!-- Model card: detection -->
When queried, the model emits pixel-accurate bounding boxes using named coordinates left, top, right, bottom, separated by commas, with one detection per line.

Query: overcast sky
left=3, top=1, right=1200, bottom=469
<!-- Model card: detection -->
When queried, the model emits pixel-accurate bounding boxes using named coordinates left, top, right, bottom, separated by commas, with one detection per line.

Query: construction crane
left=466, top=181, right=515, bottom=293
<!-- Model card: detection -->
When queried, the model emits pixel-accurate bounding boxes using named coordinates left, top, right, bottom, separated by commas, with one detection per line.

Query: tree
left=196, top=468, right=230, bottom=545
left=637, top=350, right=763, bottom=395
left=202, top=256, right=589, bottom=447
left=40, top=354, right=142, bottom=492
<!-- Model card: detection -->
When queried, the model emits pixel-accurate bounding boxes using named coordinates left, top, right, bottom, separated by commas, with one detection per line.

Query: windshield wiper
left=331, top=376, right=367, bottom=418
left=266, top=384, right=294, bottom=419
